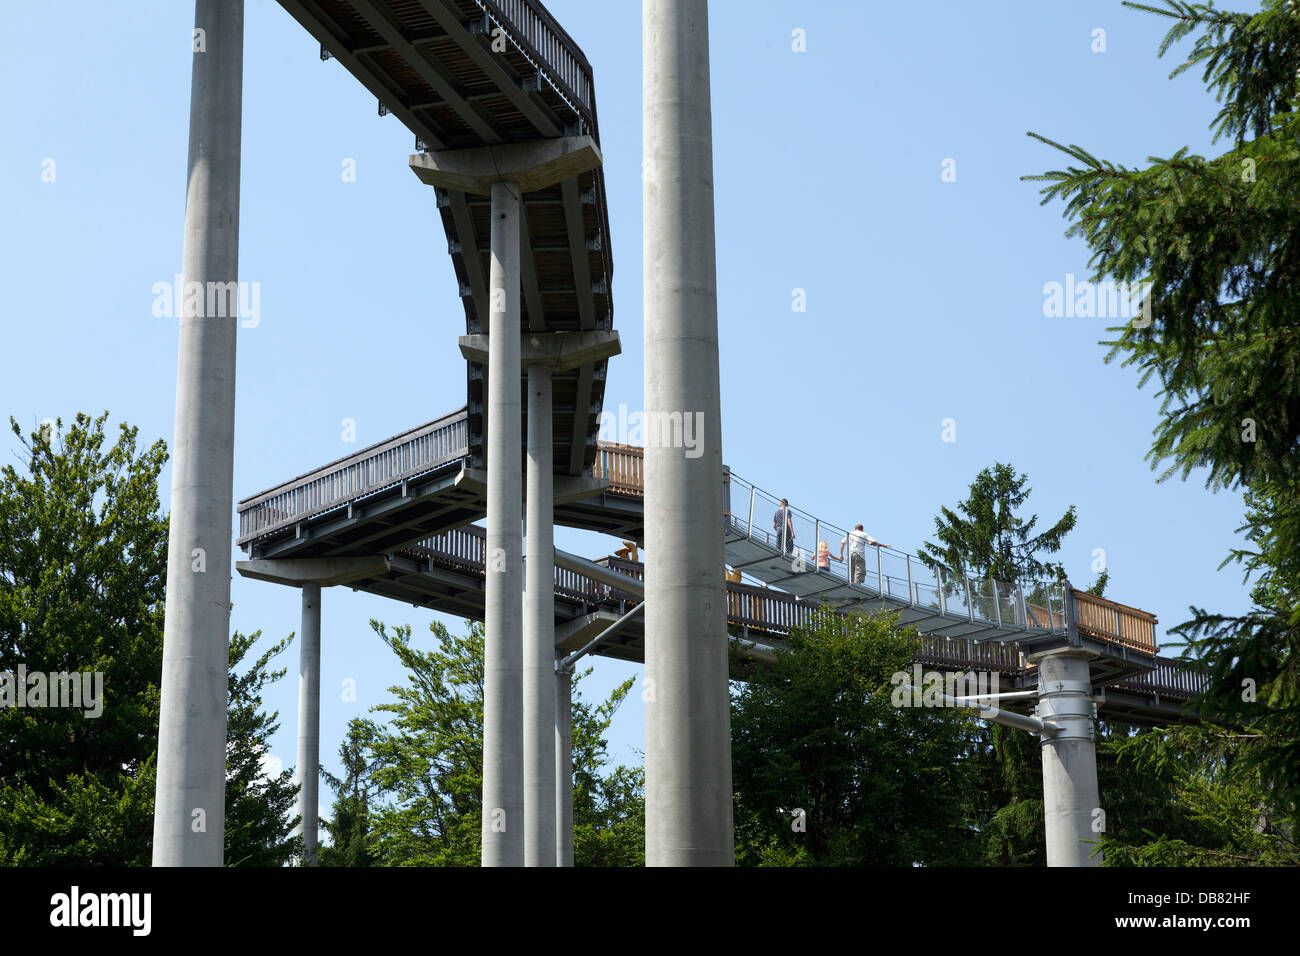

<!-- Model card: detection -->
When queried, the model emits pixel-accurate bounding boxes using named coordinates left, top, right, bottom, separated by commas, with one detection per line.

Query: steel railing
left=479, top=0, right=593, bottom=119
left=237, top=409, right=470, bottom=542
left=724, top=471, right=1071, bottom=634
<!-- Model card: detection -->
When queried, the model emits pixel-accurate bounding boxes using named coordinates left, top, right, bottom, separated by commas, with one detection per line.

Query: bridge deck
left=236, top=414, right=1203, bottom=725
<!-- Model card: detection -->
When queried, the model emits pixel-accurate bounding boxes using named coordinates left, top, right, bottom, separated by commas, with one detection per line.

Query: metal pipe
left=561, top=601, right=646, bottom=668
left=554, top=547, right=644, bottom=598
left=901, top=684, right=1059, bottom=736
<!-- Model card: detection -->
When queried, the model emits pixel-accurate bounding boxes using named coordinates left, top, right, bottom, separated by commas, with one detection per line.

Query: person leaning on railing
left=839, top=523, right=890, bottom=584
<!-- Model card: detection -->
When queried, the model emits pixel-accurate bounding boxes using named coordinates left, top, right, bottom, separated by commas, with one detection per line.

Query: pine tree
left=320, top=717, right=381, bottom=867
left=919, top=463, right=1076, bottom=586
left=1026, top=0, right=1300, bottom=839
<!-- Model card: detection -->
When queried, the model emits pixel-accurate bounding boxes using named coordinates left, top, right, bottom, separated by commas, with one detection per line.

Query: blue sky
left=1, top=1, right=1261, bottom=828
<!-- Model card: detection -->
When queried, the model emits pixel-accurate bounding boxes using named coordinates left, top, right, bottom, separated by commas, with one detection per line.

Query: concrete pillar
left=642, top=0, right=733, bottom=865
left=153, top=0, right=243, bottom=867
left=524, top=364, right=556, bottom=865
left=482, top=180, right=524, bottom=867
left=555, top=656, right=574, bottom=868
left=1037, top=652, right=1103, bottom=866
left=296, top=583, right=321, bottom=866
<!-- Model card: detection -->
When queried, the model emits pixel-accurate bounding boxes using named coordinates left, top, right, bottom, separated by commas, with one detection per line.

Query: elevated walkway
left=237, top=413, right=1205, bottom=726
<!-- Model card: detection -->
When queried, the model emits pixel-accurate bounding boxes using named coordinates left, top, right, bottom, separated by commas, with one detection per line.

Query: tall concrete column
left=1037, top=652, right=1103, bottom=867
left=408, top=137, right=604, bottom=869
left=296, top=583, right=321, bottom=866
left=555, top=656, right=574, bottom=868
left=642, top=0, right=733, bottom=865
left=153, top=0, right=243, bottom=867
left=524, top=363, right=556, bottom=866
left=482, top=180, right=524, bottom=866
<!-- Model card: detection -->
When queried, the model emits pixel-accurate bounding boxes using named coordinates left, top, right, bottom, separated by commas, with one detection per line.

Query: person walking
left=773, top=498, right=795, bottom=554
left=816, top=541, right=838, bottom=573
left=839, top=523, right=889, bottom=584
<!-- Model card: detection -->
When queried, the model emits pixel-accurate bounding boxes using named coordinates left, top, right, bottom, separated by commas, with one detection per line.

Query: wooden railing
left=593, top=442, right=643, bottom=498
left=1071, top=590, right=1158, bottom=653
left=915, top=635, right=1025, bottom=675
left=1113, top=657, right=1205, bottom=700
left=236, top=410, right=469, bottom=543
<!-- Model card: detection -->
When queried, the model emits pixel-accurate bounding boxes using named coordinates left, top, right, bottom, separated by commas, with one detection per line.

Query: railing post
left=747, top=486, right=755, bottom=539
left=814, top=519, right=820, bottom=571
left=937, top=567, right=946, bottom=615
left=876, top=546, right=884, bottom=598
left=965, top=577, right=975, bottom=623
left=906, top=555, right=914, bottom=606
left=991, top=580, right=1001, bottom=628
left=1016, top=585, right=1027, bottom=628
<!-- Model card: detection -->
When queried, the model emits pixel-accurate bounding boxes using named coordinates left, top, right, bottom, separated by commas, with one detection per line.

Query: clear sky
left=1, top=1, right=1261, bottom=827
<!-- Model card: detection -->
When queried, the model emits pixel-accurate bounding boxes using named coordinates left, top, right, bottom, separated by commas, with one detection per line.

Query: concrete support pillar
left=524, top=364, right=556, bottom=865
left=1037, top=652, right=1103, bottom=867
left=482, top=180, right=524, bottom=867
left=153, top=0, right=243, bottom=867
left=555, top=656, right=574, bottom=868
left=296, top=583, right=321, bottom=866
left=408, top=135, right=603, bottom=870
left=642, top=0, right=733, bottom=865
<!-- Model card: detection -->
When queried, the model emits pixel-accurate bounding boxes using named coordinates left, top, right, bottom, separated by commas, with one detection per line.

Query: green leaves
left=730, top=608, right=982, bottom=866
left=0, top=413, right=300, bottom=866
left=332, top=618, right=644, bottom=866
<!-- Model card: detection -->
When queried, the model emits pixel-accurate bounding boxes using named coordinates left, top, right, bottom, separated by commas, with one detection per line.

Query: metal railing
left=403, top=526, right=1027, bottom=673
left=724, top=471, right=1070, bottom=633
left=404, top=519, right=1201, bottom=699
left=479, top=0, right=593, bottom=119
left=237, top=409, right=469, bottom=542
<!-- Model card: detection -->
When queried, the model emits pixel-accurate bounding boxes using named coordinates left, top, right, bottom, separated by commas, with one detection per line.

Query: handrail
left=400, top=523, right=1205, bottom=698
left=478, top=0, right=594, bottom=120
left=236, top=410, right=470, bottom=542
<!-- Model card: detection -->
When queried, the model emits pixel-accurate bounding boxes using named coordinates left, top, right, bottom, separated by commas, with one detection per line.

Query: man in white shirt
left=839, top=523, right=889, bottom=584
